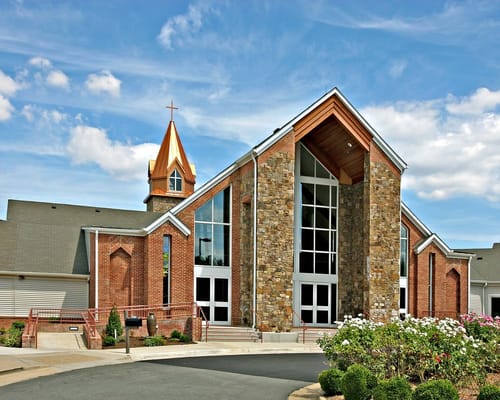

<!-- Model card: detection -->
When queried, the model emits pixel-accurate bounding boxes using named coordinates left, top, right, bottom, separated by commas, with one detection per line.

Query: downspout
left=251, top=150, right=258, bottom=329
left=482, top=282, right=487, bottom=315
left=95, top=230, right=99, bottom=314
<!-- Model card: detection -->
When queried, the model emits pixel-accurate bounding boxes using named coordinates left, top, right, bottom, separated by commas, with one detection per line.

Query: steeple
left=145, top=101, right=196, bottom=212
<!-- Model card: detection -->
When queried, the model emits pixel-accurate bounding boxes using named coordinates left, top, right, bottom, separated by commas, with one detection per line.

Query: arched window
left=169, top=169, right=182, bottom=192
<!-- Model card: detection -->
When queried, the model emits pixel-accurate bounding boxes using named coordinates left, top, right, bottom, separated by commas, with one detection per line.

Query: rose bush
left=317, top=313, right=499, bottom=387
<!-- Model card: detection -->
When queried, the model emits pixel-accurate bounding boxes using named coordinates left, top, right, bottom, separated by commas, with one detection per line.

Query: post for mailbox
left=124, top=310, right=142, bottom=354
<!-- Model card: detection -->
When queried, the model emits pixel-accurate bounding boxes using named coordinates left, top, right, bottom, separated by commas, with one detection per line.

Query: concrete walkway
left=0, top=341, right=324, bottom=399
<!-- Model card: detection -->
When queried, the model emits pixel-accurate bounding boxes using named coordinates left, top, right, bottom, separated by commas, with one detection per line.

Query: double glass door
left=300, top=283, right=337, bottom=325
left=195, top=276, right=230, bottom=325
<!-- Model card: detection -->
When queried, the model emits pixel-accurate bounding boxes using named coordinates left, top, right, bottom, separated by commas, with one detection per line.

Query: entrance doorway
left=195, top=276, right=230, bottom=325
left=300, top=283, right=337, bottom=325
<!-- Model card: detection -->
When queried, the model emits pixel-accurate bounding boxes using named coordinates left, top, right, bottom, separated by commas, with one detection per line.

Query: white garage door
left=0, top=276, right=88, bottom=317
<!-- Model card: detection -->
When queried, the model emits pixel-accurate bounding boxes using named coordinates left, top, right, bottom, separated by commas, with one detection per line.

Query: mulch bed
left=102, top=336, right=193, bottom=349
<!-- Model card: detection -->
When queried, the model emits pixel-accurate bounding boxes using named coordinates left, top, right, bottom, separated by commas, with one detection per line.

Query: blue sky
left=0, top=0, right=499, bottom=249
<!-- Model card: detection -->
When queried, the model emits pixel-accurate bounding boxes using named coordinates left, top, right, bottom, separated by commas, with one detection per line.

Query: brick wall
left=402, top=214, right=469, bottom=318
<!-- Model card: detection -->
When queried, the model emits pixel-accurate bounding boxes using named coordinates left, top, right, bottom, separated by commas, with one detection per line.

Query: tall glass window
left=400, top=225, right=408, bottom=277
left=294, top=144, right=338, bottom=326
left=169, top=169, right=182, bottom=191
left=195, top=187, right=231, bottom=266
left=399, top=224, right=409, bottom=315
left=163, top=236, right=170, bottom=304
left=299, top=146, right=338, bottom=276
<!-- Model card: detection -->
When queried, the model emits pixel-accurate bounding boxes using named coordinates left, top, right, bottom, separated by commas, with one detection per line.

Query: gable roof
left=0, top=200, right=163, bottom=275
left=402, top=203, right=472, bottom=260
left=167, top=87, right=407, bottom=218
left=459, top=243, right=500, bottom=282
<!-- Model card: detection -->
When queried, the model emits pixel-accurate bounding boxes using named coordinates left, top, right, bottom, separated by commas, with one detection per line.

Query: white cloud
left=21, top=104, right=34, bottom=121
left=66, top=125, right=159, bottom=180
left=85, top=70, right=121, bottom=97
left=446, top=87, right=500, bottom=115
left=157, top=4, right=205, bottom=49
left=388, top=60, right=407, bottom=79
left=362, top=88, right=500, bottom=202
left=0, top=70, right=21, bottom=96
left=46, top=69, right=70, bottom=89
left=0, top=95, right=14, bottom=121
left=29, top=56, right=52, bottom=69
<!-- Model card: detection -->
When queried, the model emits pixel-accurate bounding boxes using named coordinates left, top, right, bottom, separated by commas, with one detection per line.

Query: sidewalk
left=0, top=342, right=322, bottom=388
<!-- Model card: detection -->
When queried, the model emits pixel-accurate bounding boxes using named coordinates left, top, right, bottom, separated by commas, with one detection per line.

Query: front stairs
left=200, top=325, right=337, bottom=343
left=292, top=327, right=338, bottom=344
left=200, top=326, right=260, bottom=342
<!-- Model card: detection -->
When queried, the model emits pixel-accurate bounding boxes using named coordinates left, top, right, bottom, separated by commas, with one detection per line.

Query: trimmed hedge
left=341, top=364, right=377, bottom=400
left=412, top=379, right=458, bottom=400
left=318, top=368, right=344, bottom=396
left=373, top=377, right=412, bottom=400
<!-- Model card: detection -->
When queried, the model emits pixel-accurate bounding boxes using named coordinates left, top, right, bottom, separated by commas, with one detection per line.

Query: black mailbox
left=125, top=317, right=142, bottom=328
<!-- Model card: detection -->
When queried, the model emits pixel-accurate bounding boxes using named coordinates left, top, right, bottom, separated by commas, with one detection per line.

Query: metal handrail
left=292, top=309, right=308, bottom=344
left=197, top=305, right=209, bottom=342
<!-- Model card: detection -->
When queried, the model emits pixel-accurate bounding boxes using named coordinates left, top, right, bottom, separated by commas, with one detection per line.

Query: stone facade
left=366, top=145, right=402, bottom=321
left=255, top=132, right=295, bottom=331
left=338, top=181, right=366, bottom=317
left=239, top=163, right=255, bottom=326
left=146, top=195, right=184, bottom=213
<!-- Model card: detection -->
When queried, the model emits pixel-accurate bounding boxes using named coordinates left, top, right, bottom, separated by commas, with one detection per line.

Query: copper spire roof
left=149, top=119, right=195, bottom=183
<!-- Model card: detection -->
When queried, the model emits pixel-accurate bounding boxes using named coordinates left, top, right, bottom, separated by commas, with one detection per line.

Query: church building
left=0, top=88, right=473, bottom=338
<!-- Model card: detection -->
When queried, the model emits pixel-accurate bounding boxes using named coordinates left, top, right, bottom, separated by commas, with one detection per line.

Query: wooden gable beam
left=294, top=94, right=372, bottom=152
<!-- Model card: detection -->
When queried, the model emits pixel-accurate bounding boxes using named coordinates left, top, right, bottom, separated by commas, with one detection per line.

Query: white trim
left=401, top=203, right=432, bottom=236
left=0, top=271, right=89, bottom=281
left=82, top=211, right=191, bottom=237
left=145, top=211, right=191, bottom=236
left=414, top=233, right=473, bottom=259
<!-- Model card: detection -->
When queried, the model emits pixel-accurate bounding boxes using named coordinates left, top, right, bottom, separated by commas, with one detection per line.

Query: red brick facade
left=403, top=213, right=469, bottom=319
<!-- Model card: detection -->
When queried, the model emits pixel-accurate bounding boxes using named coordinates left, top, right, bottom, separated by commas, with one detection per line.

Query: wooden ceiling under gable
left=293, top=94, right=371, bottom=184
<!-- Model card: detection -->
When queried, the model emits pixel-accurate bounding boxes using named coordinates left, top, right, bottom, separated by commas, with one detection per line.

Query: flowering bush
left=317, top=314, right=500, bottom=387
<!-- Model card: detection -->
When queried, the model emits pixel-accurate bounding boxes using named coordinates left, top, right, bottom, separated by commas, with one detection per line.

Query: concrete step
left=36, top=332, right=87, bottom=350
left=201, top=326, right=259, bottom=342
left=292, top=328, right=337, bottom=344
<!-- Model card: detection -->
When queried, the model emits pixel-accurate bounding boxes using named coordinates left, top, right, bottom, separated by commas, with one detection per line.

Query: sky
left=0, top=0, right=499, bottom=249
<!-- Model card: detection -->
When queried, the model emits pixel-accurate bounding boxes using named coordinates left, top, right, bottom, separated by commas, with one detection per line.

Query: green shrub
left=318, top=315, right=496, bottom=386
left=12, top=321, right=25, bottom=331
left=478, top=384, right=500, bottom=400
left=105, top=306, right=123, bottom=338
left=179, top=333, right=191, bottom=343
left=144, top=335, right=166, bottom=347
left=373, top=377, right=412, bottom=400
left=0, top=322, right=25, bottom=347
left=341, top=364, right=377, bottom=400
left=170, top=330, right=182, bottom=339
left=102, top=335, right=117, bottom=346
left=318, top=368, right=344, bottom=396
left=412, top=379, right=458, bottom=400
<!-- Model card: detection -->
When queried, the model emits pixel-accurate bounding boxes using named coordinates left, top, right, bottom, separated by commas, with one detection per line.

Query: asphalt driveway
left=0, top=353, right=328, bottom=400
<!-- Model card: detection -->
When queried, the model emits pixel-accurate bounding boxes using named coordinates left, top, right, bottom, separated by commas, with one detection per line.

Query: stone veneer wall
left=239, top=165, right=254, bottom=326
left=366, top=146, right=401, bottom=322
left=338, top=182, right=366, bottom=318
left=146, top=196, right=184, bottom=213
left=256, top=133, right=295, bottom=331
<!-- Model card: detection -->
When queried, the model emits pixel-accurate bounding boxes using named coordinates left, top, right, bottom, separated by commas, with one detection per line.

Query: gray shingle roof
left=0, top=200, right=162, bottom=275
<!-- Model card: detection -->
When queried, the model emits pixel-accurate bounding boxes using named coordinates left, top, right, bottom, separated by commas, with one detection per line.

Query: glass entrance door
left=300, top=283, right=337, bottom=325
left=195, top=276, right=230, bottom=325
